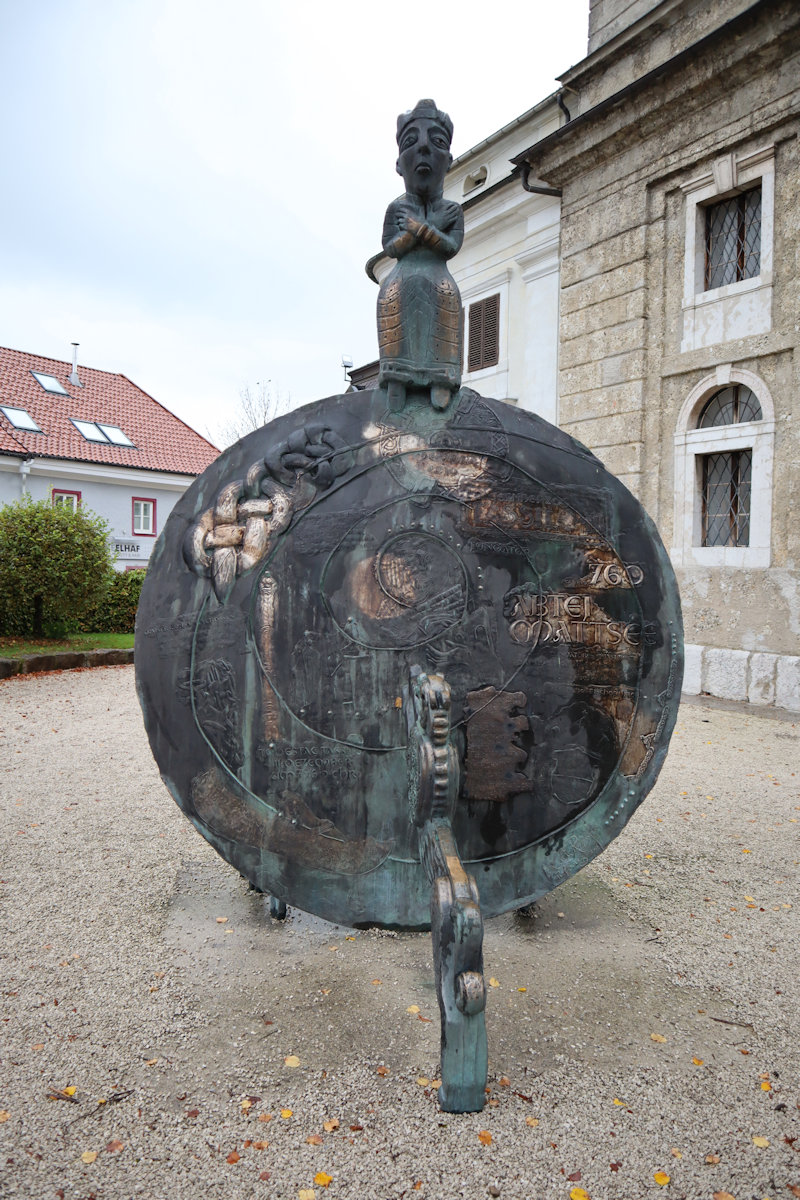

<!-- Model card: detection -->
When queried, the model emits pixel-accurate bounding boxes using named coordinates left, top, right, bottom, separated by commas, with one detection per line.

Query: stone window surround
left=680, top=144, right=775, bottom=354
left=460, top=268, right=511, bottom=386
left=671, top=365, right=775, bottom=569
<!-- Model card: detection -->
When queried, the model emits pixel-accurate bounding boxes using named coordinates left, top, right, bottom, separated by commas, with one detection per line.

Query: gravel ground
left=0, top=665, right=798, bottom=1200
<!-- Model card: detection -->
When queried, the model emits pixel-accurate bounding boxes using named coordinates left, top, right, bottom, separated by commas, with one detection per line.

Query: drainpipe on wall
left=519, top=162, right=562, bottom=197
left=19, top=458, right=32, bottom=496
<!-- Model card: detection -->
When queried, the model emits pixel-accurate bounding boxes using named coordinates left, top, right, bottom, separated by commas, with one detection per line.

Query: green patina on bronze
left=135, top=100, right=683, bottom=1114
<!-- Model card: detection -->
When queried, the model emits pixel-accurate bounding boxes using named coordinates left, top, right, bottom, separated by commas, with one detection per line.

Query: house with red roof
left=0, top=346, right=219, bottom=570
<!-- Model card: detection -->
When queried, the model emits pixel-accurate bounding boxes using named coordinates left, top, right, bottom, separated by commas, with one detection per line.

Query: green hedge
left=0, top=497, right=113, bottom=637
left=78, top=567, right=146, bottom=633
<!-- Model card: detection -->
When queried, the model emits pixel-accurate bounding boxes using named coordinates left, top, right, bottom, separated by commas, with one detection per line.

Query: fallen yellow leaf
left=280, top=1108, right=293, bottom=1119
left=760, top=1081, right=772, bottom=1091
left=488, top=978, right=500, bottom=988
left=478, top=1130, right=492, bottom=1145
left=650, top=1033, right=667, bottom=1044
left=612, top=1098, right=627, bottom=1106
left=323, top=1118, right=340, bottom=1132
left=258, top=1112, right=273, bottom=1123
left=145, top=1058, right=158, bottom=1066
left=314, top=1173, right=333, bottom=1187
left=0, top=1112, right=9, bottom=1123
left=712, top=1192, right=735, bottom=1200
left=241, top=1099, right=253, bottom=1111
left=406, top=1005, right=421, bottom=1014
left=299, top=1191, right=315, bottom=1200
left=499, top=1076, right=510, bottom=1087
left=81, top=1151, right=98, bottom=1164
left=752, top=1136, right=769, bottom=1148
left=430, top=1079, right=441, bottom=1088
left=745, top=895, right=755, bottom=902
left=671, top=1148, right=682, bottom=1159
left=376, top=1066, right=389, bottom=1077
left=216, top=916, right=228, bottom=924
left=705, top=1153, right=721, bottom=1164
left=371, top=979, right=381, bottom=986
left=692, top=1057, right=704, bottom=1065
left=570, top=1189, right=591, bottom=1200
left=307, top=1134, right=323, bottom=1145
left=284, top=1055, right=301, bottom=1068
left=526, top=1117, right=539, bottom=1127
left=654, top=1171, right=670, bottom=1185
left=32, top=1043, right=44, bottom=1052
left=517, top=986, right=527, bottom=992
left=417, top=1076, right=429, bottom=1087
left=253, top=1140, right=269, bottom=1150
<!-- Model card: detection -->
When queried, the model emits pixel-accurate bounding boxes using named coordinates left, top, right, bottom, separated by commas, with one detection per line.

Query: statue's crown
left=396, top=99, right=453, bottom=145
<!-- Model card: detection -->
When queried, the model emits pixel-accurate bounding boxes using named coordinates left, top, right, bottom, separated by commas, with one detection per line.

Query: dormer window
left=1, top=405, right=42, bottom=432
left=31, top=371, right=68, bottom=395
left=463, top=165, right=488, bottom=195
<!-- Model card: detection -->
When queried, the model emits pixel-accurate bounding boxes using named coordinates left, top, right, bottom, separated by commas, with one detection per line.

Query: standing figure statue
left=377, top=100, right=464, bottom=412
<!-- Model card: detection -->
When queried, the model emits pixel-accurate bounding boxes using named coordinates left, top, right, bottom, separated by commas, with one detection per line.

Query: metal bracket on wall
left=405, top=666, right=488, bottom=1113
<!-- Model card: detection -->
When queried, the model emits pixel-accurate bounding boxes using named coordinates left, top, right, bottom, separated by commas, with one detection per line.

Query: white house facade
left=0, top=346, right=219, bottom=570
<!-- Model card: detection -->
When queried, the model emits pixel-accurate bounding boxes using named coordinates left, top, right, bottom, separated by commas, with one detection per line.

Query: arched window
left=696, top=385, right=761, bottom=549
left=672, top=370, right=775, bottom=568
left=698, top=384, right=762, bottom=427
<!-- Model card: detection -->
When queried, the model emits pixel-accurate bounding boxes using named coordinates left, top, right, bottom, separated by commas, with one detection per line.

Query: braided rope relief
left=183, top=424, right=351, bottom=601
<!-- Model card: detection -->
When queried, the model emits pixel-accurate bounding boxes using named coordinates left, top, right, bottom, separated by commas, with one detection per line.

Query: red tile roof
left=0, top=346, right=219, bottom=476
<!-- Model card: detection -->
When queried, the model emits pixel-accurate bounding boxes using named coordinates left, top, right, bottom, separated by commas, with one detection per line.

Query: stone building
left=509, top=0, right=800, bottom=710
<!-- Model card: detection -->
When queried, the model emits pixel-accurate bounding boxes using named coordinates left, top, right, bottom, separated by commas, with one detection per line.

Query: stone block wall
left=521, top=0, right=800, bottom=711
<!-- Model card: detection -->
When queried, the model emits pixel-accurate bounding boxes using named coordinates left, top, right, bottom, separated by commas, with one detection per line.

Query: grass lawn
left=0, top=632, right=134, bottom=659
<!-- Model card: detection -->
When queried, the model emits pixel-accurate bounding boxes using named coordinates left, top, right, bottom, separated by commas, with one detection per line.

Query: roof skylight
left=97, top=423, right=135, bottom=446
left=70, top=418, right=136, bottom=446
left=31, top=371, right=68, bottom=395
left=1, top=405, right=42, bottom=432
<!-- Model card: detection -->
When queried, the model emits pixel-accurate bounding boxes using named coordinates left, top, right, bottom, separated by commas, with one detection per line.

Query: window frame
left=672, top=368, right=774, bottom=569
left=459, top=270, right=510, bottom=388
left=132, top=497, right=156, bottom=537
left=467, top=293, right=501, bottom=373
left=30, top=370, right=68, bottom=395
left=1, top=405, right=43, bottom=432
left=680, top=145, right=774, bottom=354
left=52, top=489, right=81, bottom=513
left=703, top=185, right=761, bottom=291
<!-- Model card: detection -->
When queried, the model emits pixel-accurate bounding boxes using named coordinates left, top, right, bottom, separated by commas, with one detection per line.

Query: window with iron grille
left=467, top=294, right=500, bottom=372
left=704, top=186, right=761, bottom=291
left=698, top=383, right=762, bottom=427
left=701, top=450, right=752, bottom=547
left=697, top=384, right=761, bottom=548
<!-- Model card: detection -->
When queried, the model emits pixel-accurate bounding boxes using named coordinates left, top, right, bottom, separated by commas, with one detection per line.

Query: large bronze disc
left=135, top=388, right=682, bottom=928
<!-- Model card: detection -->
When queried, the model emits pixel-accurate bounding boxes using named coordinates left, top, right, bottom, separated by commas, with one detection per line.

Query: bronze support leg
left=405, top=667, right=488, bottom=1113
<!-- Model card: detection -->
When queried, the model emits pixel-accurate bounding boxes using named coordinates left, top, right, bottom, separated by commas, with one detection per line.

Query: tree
left=213, top=381, right=290, bottom=448
left=0, top=496, right=114, bottom=637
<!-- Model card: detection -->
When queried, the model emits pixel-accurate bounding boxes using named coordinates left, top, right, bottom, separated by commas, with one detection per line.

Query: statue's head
left=396, top=99, right=453, bottom=200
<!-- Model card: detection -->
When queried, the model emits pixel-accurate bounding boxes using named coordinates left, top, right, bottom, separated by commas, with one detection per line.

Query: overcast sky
left=1, top=0, right=589, bottom=446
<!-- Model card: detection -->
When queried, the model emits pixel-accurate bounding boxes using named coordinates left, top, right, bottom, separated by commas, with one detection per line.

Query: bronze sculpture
left=136, top=99, right=683, bottom=1116
left=377, top=100, right=464, bottom=411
